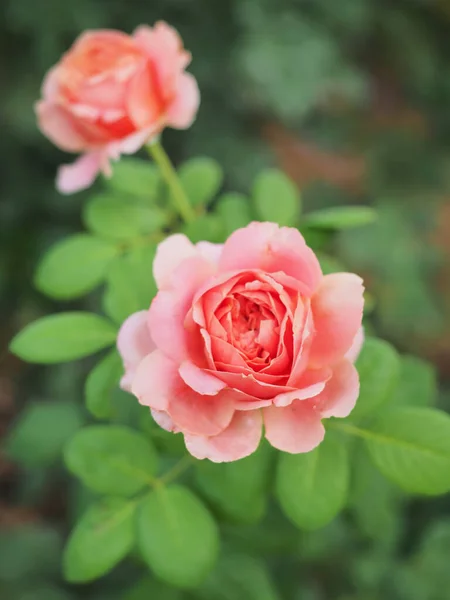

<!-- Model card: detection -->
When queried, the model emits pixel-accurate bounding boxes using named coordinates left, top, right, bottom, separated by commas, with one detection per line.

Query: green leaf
left=276, top=435, right=349, bottom=529
left=123, top=578, right=183, bottom=600
left=6, top=401, right=83, bottom=467
left=216, top=192, right=253, bottom=236
left=107, top=159, right=160, bottom=199
left=84, top=194, right=168, bottom=241
left=178, top=157, right=223, bottom=207
left=63, top=498, right=136, bottom=583
left=196, top=554, right=281, bottom=600
left=85, top=350, right=123, bottom=419
left=392, top=355, right=437, bottom=408
left=64, top=425, right=158, bottom=496
left=195, top=443, right=271, bottom=523
left=103, top=246, right=157, bottom=324
left=365, top=407, right=450, bottom=495
left=34, top=234, right=119, bottom=300
left=10, top=312, right=117, bottom=364
left=138, top=485, right=219, bottom=588
left=316, top=252, right=346, bottom=275
left=182, top=214, right=223, bottom=244
left=253, top=169, right=300, bottom=226
left=304, top=206, right=377, bottom=230
left=350, top=337, right=400, bottom=420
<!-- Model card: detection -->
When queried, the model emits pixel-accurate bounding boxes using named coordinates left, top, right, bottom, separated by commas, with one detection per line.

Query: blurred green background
left=2, top=0, right=450, bottom=598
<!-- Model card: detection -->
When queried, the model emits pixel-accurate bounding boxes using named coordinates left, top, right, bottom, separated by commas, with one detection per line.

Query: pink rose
left=118, top=223, right=364, bottom=462
left=36, top=22, right=199, bottom=194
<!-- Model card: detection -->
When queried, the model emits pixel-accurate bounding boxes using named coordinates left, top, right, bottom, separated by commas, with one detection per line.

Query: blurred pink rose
left=118, top=222, right=364, bottom=462
left=36, top=22, right=199, bottom=194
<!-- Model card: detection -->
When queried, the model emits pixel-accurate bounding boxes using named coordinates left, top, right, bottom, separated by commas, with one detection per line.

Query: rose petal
left=151, top=409, right=179, bottom=433
left=179, top=361, right=227, bottom=395
left=309, top=273, right=364, bottom=367
left=219, top=222, right=322, bottom=295
left=36, top=101, right=88, bottom=153
left=196, top=241, right=223, bottom=266
left=184, top=410, right=262, bottom=462
left=313, top=359, right=359, bottom=418
left=56, top=152, right=103, bottom=194
left=168, top=387, right=235, bottom=436
left=152, top=233, right=197, bottom=290
left=345, top=326, right=365, bottom=364
left=131, top=349, right=175, bottom=410
left=264, top=402, right=325, bottom=454
left=273, top=380, right=326, bottom=407
left=117, top=310, right=154, bottom=391
left=166, top=72, right=200, bottom=129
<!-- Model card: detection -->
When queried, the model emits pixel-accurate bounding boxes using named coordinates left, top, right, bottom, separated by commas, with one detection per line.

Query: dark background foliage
left=1, top=0, right=450, bottom=598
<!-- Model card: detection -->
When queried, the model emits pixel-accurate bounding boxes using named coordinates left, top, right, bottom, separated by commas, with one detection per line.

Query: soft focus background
left=1, top=1, right=450, bottom=599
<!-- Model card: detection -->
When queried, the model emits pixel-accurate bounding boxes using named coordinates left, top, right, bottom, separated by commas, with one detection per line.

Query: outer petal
left=179, top=361, right=227, bottom=395
left=219, top=222, right=322, bottom=295
left=117, top=310, right=154, bottom=391
left=151, top=409, right=179, bottom=433
left=166, top=72, right=200, bottom=129
left=184, top=410, right=262, bottom=462
left=131, top=349, right=174, bottom=411
left=56, top=152, right=103, bottom=194
left=345, top=326, right=365, bottom=364
left=153, top=234, right=197, bottom=290
left=126, top=64, right=164, bottom=129
left=273, top=380, right=326, bottom=407
left=263, top=402, right=325, bottom=454
left=309, top=273, right=364, bottom=367
left=36, top=101, right=88, bottom=152
left=313, top=359, right=359, bottom=418
left=196, top=241, right=223, bottom=267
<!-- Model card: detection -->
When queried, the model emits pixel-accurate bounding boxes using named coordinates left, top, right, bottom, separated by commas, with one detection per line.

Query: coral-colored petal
left=117, top=311, right=154, bottom=391
left=151, top=409, right=179, bottom=433
left=153, top=234, right=197, bottom=290
left=179, top=361, right=227, bottom=395
left=166, top=72, right=200, bottom=129
left=309, top=273, right=364, bottom=367
left=345, top=326, right=365, bottom=364
left=219, top=222, right=322, bottom=295
left=131, top=349, right=175, bottom=410
left=184, top=410, right=262, bottom=462
left=36, top=101, right=88, bottom=153
left=264, top=402, right=325, bottom=453
left=56, top=152, right=103, bottom=194
left=273, top=380, right=326, bottom=407
left=126, top=64, right=164, bottom=129
left=313, top=359, right=360, bottom=418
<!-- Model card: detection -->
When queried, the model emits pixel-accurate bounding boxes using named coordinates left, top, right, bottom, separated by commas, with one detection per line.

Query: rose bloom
left=36, top=22, right=199, bottom=194
left=118, top=222, right=364, bottom=462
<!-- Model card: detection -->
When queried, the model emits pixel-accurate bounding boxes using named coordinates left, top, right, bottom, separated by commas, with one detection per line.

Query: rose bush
left=36, top=22, right=199, bottom=193
left=118, top=222, right=365, bottom=462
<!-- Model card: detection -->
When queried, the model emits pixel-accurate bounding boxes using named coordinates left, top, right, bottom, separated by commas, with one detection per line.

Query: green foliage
left=6, top=401, right=83, bottom=466
left=35, top=234, right=120, bottom=300
left=392, top=355, right=437, bottom=408
left=84, top=194, right=168, bottom=241
left=10, top=312, right=117, bottom=363
left=365, top=407, right=450, bottom=495
left=253, top=168, right=300, bottom=225
left=63, top=498, right=136, bottom=583
left=85, top=350, right=123, bottom=419
left=182, top=213, right=223, bottom=243
left=103, top=246, right=157, bottom=324
left=106, top=159, right=160, bottom=199
left=195, top=443, right=271, bottom=523
left=64, top=425, right=158, bottom=496
left=350, top=337, right=400, bottom=420
left=178, top=157, right=223, bottom=207
left=138, top=485, right=219, bottom=588
left=276, top=435, right=349, bottom=530
left=216, top=192, right=253, bottom=236
left=123, top=578, right=184, bottom=600
left=304, top=206, right=377, bottom=230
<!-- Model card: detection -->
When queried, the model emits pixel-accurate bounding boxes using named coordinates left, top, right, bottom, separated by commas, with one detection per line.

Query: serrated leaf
left=365, top=407, right=450, bottom=495
left=107, top=159, right=160, bottom=199
left=10, top=313, right=117, bottom=364
left=276, top=435, right=349, bottom=529
left=253, top=169, right=300, bottom=226
left=138, top=485, right=219, bottom=588
left=84, top=194, right=168, bottom=241
left=304, top=206, right=377, bottom=230
left=103, top=246, right=157, bottom=324
left=195, top=443, right=271, bottom=523
left=350, top=337, right=400, bottom=420
left=34, top=234, right=119, bottom=300
left=216, top=192, right=253, bottom=236
left=6, top=401, right=83, bottom=467
left=85, top=350, right=123, bottom=419
left=64, top=425, right=158, bottom=496
left=178, top=157, right=223, bottom=207
left=63, top=498, right=136, bottom=583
